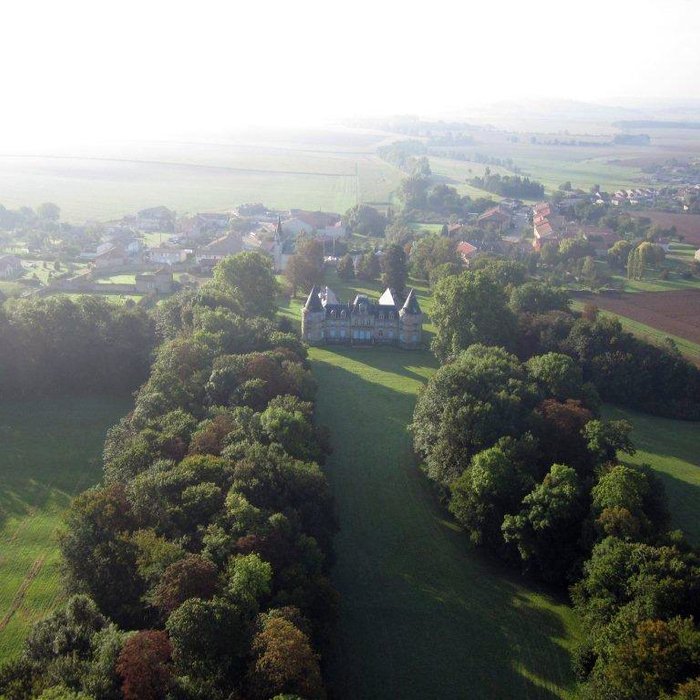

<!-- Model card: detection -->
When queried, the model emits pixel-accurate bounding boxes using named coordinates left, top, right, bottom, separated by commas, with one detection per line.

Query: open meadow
left=603, top=405, right=700, bottom=545
left=0, top=397, right=130, bottom=660
left=0, top=129, right=404, bottom=221
left=282, top=277, right=581, bottom=699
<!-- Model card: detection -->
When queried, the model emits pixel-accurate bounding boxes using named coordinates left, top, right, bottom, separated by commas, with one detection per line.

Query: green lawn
left=95, top=273, right=137, bottom=285
left=281, top=280, right=580, bottom=698
left=603, top=406, right=700, bottom=544
left=311, top=346, right=580, bottom=699
left=0, top=397, right=131, bottom=660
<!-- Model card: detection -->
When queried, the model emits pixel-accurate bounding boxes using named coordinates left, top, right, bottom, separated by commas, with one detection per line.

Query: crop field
left=0, top=130, right=404, bottom=222
left=281, top=279, right=580, bottom=699
left=577, top=290, right=700, bottom=345
left=0, top=397, right=130, bottom=660
left=603, top=406, right=700, bottom=544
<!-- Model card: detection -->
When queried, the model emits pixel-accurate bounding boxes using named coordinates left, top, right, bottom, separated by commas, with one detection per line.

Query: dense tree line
left=430, top=262, right=700, bottom=419
left=0, top=296, right=155, bottom=397
left=0, top=251, right=338, bottom=700
left=413, top=259, right=700, bottom=697
left=468, top=172, right=544, bottom=199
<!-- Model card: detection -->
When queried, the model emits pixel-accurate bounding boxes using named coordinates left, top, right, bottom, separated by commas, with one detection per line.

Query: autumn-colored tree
left=247, top=616, right=324, bottom=700
left=116, top=630, right=173, bottom=700
left=151, top=554, right=218, bottom=614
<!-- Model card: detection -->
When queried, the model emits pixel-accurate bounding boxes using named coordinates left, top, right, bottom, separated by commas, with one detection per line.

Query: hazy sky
left=2, top=0, right=699, bottom=145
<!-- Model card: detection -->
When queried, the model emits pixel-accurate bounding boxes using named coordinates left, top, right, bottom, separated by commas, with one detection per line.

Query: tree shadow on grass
left=314, top=359, right=579, bottom=700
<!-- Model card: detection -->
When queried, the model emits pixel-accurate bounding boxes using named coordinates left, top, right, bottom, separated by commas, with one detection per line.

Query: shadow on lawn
left=314, top=357, right=578, bottom=700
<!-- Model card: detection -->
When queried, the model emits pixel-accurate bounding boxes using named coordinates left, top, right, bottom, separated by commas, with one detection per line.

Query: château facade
left=301, top=286, right=423, bottom=348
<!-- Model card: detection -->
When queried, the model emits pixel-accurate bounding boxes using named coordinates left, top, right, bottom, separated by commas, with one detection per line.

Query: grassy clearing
left=94, top=273, right=137, bottom=285
left=603, top=406, right=700, bottom=545
left=570, top=300, right=700, bottom=365
left=0, top=397, right=131, bottom=661
left=282, top=280, right=580, bottom=698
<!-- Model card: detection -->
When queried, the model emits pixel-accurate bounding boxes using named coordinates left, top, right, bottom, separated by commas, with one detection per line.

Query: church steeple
left=275, top=216, right=283, bottom=241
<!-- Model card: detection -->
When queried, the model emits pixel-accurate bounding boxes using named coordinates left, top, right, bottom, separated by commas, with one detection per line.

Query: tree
left=226, top=553, right=272, bottom=611
left=284, top=238, right=324, bottom=297
left=510, top=281, right=570, bottom=315
left=525, top=352, right=586, bottom=401
left=166, top=597, right=245, bottom=683
left=587, top=618, right=700, bottom=700
left=247, top=616, right=324, bottom=700
left=37, top=202, right=60, bottom=221
left=608, top=240, right=633, bottom=269
left=411, top=345, right=537, bottom=487
left=336, top=254, right=355, bottom=281
left=151, top=554, right=219, bottom=614
left=342, top=204, right=387, bottom=236
left=409, top=235, right=460, bottom=280
left=591, top=464, right=669, bottom=538
left=213, top=251, right=279, bottom=318
left=355, top=252, right=380, bottom=281
left=116, top=630, right=173, bottom=700
left=450, top=444, right=533, bottom=548
left=502, top=464, right=584, bottom=581
left=381, top=243, right=407, bottom=292
left=430, top=270, right=517, bottom=361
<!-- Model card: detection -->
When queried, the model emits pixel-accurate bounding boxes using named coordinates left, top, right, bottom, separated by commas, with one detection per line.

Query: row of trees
left=467, top=172, right=544, bottom=199
left=0, top=252, right=337, bottom=700
left=0, top=296, right=155, bottom=397
left=414, top=260, right=700, bottom=697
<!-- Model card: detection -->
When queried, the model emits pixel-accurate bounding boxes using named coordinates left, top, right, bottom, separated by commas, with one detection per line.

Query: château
left=301, top=286, right=423, bottom=348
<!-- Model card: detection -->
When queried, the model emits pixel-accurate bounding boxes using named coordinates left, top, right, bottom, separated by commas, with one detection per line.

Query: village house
left=135, top=268, right=174, bottom=294
left=302, top=286, right=423, bottom=348
left=93, top=245, right=128, bottom=269
left=0, top=254, right=22, bottom=279
left=196, top=232, right=243, bottom=268
left=477, top=206, right=512, bottom=229
left=149, top=247, right=189, bottom=265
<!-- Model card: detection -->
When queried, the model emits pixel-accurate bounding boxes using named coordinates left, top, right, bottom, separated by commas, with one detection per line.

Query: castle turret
left=301, top=286, right=325, bottom=344
left=399, top=289, right=423, bottom=348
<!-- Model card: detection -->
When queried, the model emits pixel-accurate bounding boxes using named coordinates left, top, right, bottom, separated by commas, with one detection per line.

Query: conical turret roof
left=304, top=286, right=323, bottom=312
left=401, top=288, right=421, bottom=314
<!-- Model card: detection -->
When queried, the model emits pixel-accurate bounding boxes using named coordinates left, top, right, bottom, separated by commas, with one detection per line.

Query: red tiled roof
left=456, top=241, right=478, bottom=257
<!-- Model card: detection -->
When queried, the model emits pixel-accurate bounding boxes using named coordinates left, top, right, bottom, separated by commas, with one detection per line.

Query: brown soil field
left=580, top=290, right=700, bottom=344
left=629, top=210, right=700, bottom=245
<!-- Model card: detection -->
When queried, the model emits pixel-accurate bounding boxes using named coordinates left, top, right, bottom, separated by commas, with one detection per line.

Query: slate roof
left=304, top=286, right=421, bottom=317
left=402, top=289, right=421, bottom=314
left=304, top=286, right=324, bottom=312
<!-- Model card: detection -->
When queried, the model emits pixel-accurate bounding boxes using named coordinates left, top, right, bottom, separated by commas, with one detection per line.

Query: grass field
left=603, top=406, right=700, bottom=544
left=0, top=397, right=130, bottom=660
left=281, top=279, right=580, bottom=698
left=0, top=131, right=404, bottom=221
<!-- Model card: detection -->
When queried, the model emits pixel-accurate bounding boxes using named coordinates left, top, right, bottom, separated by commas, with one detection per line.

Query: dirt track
left=579, top=290, right=700, bottom=345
